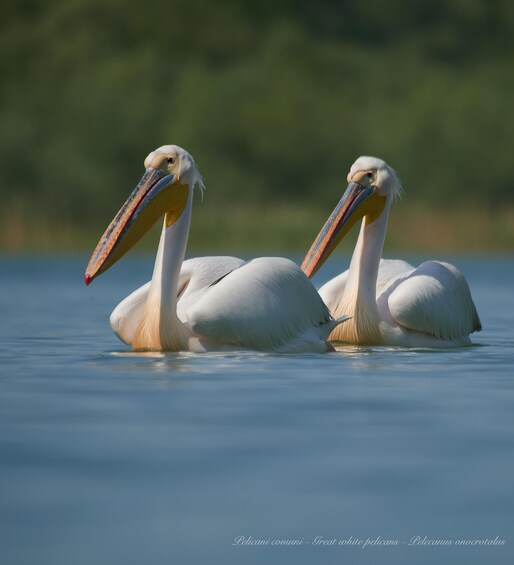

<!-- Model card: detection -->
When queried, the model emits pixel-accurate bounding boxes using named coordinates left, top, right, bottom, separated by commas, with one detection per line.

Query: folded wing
left=383, top=261, right=481, bottom=341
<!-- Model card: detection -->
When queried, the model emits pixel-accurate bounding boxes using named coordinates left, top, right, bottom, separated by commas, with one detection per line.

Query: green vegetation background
left=1, top=0, right=513, bottom=253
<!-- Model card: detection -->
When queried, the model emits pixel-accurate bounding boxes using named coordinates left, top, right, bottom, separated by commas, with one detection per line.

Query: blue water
left=0, top=255, right=513, bottom=565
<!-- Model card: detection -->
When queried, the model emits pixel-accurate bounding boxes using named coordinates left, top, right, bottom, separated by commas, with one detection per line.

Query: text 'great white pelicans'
left=85, top=145, right=347, bottom=353
left=301, top=156, right=481, bottom=348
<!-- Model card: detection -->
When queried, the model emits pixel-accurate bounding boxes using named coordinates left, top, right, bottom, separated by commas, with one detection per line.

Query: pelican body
left=301, top=157, right=481, bottom=348
left=85, top=145, right=346, bottom=353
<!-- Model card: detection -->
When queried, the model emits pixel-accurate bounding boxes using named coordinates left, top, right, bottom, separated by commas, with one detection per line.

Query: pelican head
left=347, top=156, right=401, bottom=199
left=85, top=145, right=203, bottom=285
left=301, top=156, right=401, bottom=278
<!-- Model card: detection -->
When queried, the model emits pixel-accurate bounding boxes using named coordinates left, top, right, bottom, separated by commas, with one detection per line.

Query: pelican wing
left=383, top=261, right=481, bottom=341
left=175, top=256, right=246, bottom=320
left=110, top=256, right=245, bottom=345
left=186, top=257, right=341, bottom=352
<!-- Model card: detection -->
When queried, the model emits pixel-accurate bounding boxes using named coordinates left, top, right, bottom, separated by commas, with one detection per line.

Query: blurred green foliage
left=1, top=0, right=513, bottom=249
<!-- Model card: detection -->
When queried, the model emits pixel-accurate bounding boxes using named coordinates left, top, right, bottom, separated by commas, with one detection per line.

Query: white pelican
left=301, top=156, right=481, bottom=348
left=85, top=145, right=347, bottom=353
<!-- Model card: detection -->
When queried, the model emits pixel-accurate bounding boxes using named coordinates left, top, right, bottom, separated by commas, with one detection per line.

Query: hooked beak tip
left=84, top=273, right=91, bottom=286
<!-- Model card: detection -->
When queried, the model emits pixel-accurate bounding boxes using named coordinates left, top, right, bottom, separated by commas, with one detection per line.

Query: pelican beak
left=301, top=182, right=386, bottom=278
left=84, top=168, right=188, bottom=285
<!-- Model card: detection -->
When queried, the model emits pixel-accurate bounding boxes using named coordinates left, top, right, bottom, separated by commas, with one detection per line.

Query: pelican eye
left=366, top=172, right=373, bottom=178
left=167, top=157, right=175, bottom=164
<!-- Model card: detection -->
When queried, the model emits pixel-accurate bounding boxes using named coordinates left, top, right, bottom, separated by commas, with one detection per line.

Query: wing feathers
left=386, top=261, right=481, bottom=341
left=186, top=258, right=335, bottom=352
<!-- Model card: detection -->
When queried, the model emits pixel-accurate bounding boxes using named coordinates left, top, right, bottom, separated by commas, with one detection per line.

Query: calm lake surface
left=0, top=254, right=513, bottom=565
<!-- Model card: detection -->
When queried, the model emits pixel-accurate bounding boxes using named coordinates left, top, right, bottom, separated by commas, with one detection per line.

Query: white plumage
left=302, top=157, right=481, bottom=348
left=112, top=255, right=341, bottom=353
left=87, top=145, right=347, bottom=353
left=319, top=258, right=481, bottom=347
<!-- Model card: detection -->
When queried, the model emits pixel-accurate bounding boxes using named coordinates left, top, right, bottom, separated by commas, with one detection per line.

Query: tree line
left=1, top=0, right=513, bottom=237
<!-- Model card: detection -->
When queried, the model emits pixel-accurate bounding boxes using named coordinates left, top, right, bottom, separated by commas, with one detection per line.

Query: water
left=0, top=254, right=513, bottom=565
